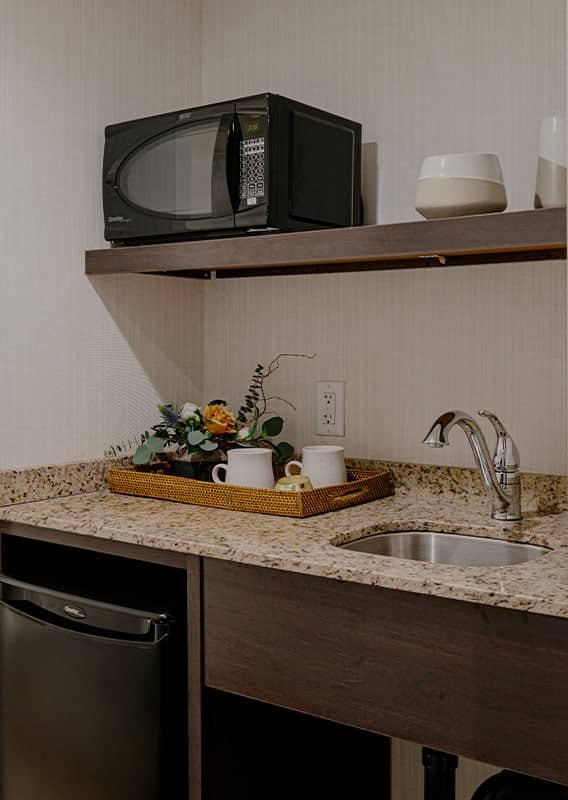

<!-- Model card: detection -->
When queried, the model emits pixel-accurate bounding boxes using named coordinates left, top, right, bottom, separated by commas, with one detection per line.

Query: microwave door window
left=117, top=120, right=219, bottom=217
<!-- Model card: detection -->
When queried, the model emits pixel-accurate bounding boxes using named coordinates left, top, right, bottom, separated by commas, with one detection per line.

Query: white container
left=535, top=114, right=567, bottom=209
left=285, top=445, right=346, bottom=488
left=212, top=448, right=274, bottom=489
left=539, top=114, right=567, bottom=166
left=416, top=153, right=507, bottom=219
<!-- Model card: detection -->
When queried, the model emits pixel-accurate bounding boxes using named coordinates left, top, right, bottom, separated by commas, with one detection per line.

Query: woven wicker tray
left=108, top=465, right=394, bottom=518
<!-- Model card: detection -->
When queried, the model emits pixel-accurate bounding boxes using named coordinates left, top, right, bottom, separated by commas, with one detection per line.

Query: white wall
left=200, top=0, right=566, bottom=224
left=200, top=0, right=567, bottom=474
left=203, top=261, right=566, bottom=474
left=0, top=0, right=204, bottom=469
left=1, top=0, right=564, bottom=473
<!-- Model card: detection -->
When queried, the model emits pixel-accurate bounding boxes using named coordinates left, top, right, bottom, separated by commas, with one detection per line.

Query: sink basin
left=339, top=530, right=550, bottom=567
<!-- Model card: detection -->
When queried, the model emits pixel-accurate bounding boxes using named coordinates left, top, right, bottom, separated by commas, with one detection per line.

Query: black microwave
left=103, top=93, right=362, bottom=244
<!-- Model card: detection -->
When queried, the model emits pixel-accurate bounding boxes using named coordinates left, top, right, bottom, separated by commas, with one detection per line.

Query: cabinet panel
left=204, top=558, right=568, bottom=785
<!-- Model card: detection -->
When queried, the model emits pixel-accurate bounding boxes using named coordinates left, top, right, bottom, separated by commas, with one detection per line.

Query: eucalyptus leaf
left=200, top=440, right=218, bottom=452
left=133, top=443, right=152, bottom=465
left=146, top=436, right=165, bottom=453
left=187, top=430, right=206, bottom=446
left=262, top=416, right=284, bottom=437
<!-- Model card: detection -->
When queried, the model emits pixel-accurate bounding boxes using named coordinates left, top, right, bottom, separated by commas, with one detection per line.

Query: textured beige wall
left=201, top=0, right=567, bottom=474
left=2, top=0, right=564, bottom=472
left=200, top=0, right=566, bottom=224
left=0, top=0, right=204, bottom=468
left=204, top=260, right=566, bottom=473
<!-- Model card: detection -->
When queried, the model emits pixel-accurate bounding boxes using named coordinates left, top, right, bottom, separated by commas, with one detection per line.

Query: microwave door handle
left=212, top=112, right=238, bottom=219
left=226, top=113, right=241, bottom=212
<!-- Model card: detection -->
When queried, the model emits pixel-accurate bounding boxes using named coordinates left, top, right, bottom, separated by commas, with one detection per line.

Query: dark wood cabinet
left=203, top=558, right=568, bottom=787
left=3, top=522, right=568, bottom=798
left=0, top=525, right=390, bottom=800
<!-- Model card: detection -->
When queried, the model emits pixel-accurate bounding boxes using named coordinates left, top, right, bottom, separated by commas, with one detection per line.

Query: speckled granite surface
left=1, top=471, right=567, bottom=618
left=0, top=458, right=127, bottom=506
left=3, top=456, right=566, bottom=511
left=348, top=459, right=567, bottom=513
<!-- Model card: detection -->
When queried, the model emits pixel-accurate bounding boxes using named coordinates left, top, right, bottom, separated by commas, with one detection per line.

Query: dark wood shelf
left=86, top=208, right=566, bottom=279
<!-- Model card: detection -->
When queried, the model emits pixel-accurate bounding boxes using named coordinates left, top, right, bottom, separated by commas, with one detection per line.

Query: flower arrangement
left=129, top=353, right=314, bottom=468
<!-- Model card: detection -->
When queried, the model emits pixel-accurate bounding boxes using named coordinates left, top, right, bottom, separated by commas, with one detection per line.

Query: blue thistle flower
left=158, top=404, right=180, bottom=425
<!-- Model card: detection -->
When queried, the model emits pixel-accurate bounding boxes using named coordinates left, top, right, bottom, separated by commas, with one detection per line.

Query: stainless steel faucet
left=422, top=410, right=521, bottom=522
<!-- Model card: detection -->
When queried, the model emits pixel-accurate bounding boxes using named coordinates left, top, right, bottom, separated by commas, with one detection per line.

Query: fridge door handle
left=0, top=598, right=168, bottom=645
left=0, top=576, right=169, bottom=643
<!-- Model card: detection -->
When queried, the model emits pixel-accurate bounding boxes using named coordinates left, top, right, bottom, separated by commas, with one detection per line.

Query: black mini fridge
left=0, top=575, right=174, bottom=800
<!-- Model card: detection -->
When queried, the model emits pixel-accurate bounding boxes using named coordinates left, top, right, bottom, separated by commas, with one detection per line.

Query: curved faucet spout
left=423, top=410, right=517, bottom=519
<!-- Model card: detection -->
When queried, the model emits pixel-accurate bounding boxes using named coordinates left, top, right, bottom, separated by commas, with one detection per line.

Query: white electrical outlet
left=316, top=381, right=345, bottom=436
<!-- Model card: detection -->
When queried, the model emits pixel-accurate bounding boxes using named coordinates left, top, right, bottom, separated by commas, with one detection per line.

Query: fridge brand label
left=63, top=604, right=87, bottom=620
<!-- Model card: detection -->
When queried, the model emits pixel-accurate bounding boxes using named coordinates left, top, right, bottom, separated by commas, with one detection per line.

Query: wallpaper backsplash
left=2, top=0, right=565, bottom=478
left=0, top=0, right=204, bottom=469
left=200, top=0, right=567, bottom=475
left=203, top=260, right=566, bottom=475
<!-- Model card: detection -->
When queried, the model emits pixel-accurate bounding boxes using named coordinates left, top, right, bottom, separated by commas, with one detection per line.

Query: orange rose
left=203, top=404, right=237, bottom=435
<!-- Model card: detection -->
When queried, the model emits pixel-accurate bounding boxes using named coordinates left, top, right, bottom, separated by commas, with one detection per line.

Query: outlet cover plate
left=316, top=380, right=345, bottom=436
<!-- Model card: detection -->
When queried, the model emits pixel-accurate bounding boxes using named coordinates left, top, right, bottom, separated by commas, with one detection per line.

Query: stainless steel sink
left=339, top=530, right=550, bottom=567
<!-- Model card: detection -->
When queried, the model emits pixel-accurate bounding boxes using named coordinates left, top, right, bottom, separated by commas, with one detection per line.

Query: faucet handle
left=478, top=410, right=520, bottom=472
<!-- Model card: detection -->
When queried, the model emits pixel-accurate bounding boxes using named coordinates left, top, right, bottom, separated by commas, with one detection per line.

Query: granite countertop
left=1, top=476, right=567, bottom=619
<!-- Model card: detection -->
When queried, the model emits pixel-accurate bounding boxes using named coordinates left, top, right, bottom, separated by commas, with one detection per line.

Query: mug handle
left=285, top=460, right=303, bottom=477
left=212, top=463, right=227, bottom=484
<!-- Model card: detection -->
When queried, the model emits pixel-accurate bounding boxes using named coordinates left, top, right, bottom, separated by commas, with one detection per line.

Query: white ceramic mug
left=212, top=448, right=274, bottom=489
left=285, top=445, right=346, bottom=488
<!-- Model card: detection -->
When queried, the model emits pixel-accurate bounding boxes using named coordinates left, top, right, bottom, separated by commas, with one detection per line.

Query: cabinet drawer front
left=203, top=558, right=568, bottom=785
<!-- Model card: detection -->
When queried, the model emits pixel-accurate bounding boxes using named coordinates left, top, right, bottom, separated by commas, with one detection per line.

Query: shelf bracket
left=419, top=254, right=448, bottom=267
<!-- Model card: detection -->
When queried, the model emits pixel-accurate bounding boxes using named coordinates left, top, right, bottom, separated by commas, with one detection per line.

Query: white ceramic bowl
left=416, top=152, right=507, bottom=219
left=418, top=152, right=505, bottom=182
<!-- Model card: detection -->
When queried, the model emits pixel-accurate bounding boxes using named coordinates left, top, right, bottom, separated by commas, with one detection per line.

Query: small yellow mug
left=274, top=475, right=314, bottom=492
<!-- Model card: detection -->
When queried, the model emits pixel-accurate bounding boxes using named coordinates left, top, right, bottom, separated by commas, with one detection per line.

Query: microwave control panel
left=239, top=136, right=265, bottom=204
